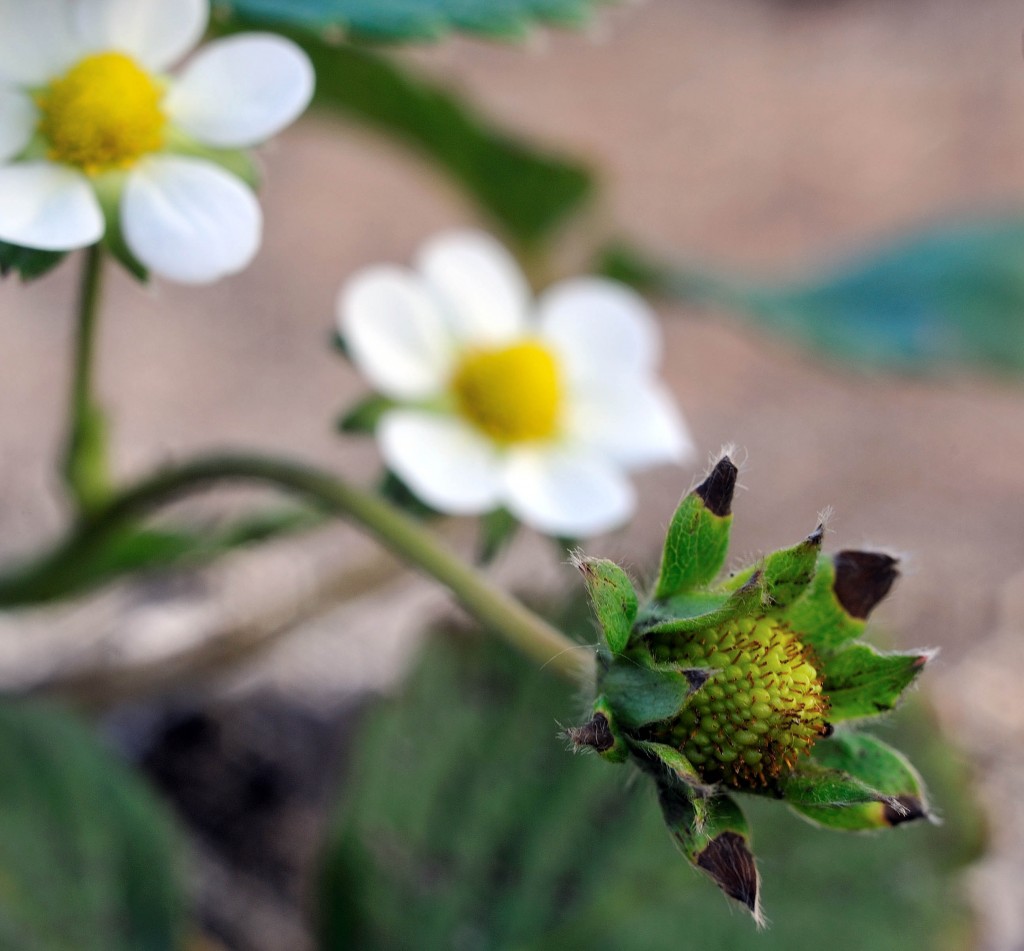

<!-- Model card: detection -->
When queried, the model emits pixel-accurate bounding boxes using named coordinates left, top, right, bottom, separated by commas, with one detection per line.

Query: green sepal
left=792, top=733, right=930, bottom=830
left=786, top=551, right=899, bottom=654
left=336, top=394, right=396, bottom=434
left=598, top=658, right=711, bottom=729
left=630, top=739, right=715, bottom=799
left=654, top=457, right=737, bottom=600
left=637, top=572, right=761, bottom=638
left=574, top=556, right=638, bottom=653
left=0, top=241, right=68, bottom=281
left=657, top=786, right=762, bottom=923
left=724, top=524, right=823, bottom=610
left=92, top=171, right=147, bottom=281
left=822, top=644, right=931, bottom=721
left=477, top=508, right=519, bottom=566
left=567, top=695, right=629, bottom=764
left=779, top=761, right=887, bottom=808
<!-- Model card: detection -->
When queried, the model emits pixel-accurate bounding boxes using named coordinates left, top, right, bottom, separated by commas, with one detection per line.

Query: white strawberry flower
left=338, top=230, right=695, bottom=538
left=0, top=0, right=314, bottom=283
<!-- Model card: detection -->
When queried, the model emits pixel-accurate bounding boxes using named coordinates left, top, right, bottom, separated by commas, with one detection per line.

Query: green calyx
left=570, top=456, right=933, bottom=921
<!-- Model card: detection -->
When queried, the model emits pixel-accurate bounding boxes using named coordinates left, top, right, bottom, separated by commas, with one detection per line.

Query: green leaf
left=785, top=551, right=899, bottom=654
left=0, top=507, right=323, bottom=607
left=336, top=394, right=397, bottom=434
left=598, top=659, right=709, bottom=729
left=574, top=556, right=637, bottom=653
left=477, top=507, right=519, bottom=565
left=822, top=643, right=930, bottom=721
left=793, top=733, right=930, bottom=831
left=239, top=35, right=593, bottom=245
left=217, top=0, right=604, bottom=43
left=657, top=788, right=761, bottom=923
left=0, top=700, right=185, bottom=950
left=600, top=217, right=1024, bottom=375
left=654, top=457, right=737, bottom=600
left=0, top=241, right=68, bottom=281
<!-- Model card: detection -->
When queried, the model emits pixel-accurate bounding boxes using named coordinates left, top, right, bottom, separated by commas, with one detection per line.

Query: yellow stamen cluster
left=37, top=52, right=166, bottom=174
left=646, top=615, right=829, bottom=789
left=450, top=340, right=562, bottom=444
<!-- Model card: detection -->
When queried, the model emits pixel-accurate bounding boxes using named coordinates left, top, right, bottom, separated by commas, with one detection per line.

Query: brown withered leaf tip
left=567, top=713, right=614, bottom=753
left=833, top=550, right=899, bottom=619
left=883, top=795, right=928, bottom=827
left=695, top=457, right=739, bottom=517
left=696, top=832, right=761, bottom=918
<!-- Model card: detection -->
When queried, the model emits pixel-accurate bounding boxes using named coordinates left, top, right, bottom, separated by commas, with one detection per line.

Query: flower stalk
left=62, top=244, right=112, bottom=514
left=27, top=452, right=593, bottom=683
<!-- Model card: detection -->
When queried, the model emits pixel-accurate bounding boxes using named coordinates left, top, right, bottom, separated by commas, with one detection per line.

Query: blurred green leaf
left=0, top=241, right=68, bottom=281
left=0, top=700, right=185, bottom=950
left=217, top=0, right=606, bottom=42
left=319, top=602, right=980, bottom=950
left=247, top=35, right=593, bottom=246
left=477, top=507, right=519, bottom=565
left=0, top=507, right=322, bottom=607
left=602, top=217, right=1024, bottom=374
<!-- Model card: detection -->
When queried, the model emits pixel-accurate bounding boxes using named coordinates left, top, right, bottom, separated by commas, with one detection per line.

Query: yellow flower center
left=37, top=52, right=166, bottom=174
left=450, top=340, right=562, bottom=444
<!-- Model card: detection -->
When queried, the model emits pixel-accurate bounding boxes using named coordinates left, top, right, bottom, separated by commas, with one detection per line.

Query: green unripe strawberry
left=645, top=615, right=829, bottom=788
left=570, top=456, right=933, bottom=922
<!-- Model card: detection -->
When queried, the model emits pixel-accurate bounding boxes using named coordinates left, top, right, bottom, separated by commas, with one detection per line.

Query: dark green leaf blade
left=793, top=732, right=930, bottom=830
left=602, top=217, right=1024, bottom=374
left=0, top=700, right=185, bottom=950
left=0, top=241, right=68, bottom=281
left=217, top=0, right=602, bottom=43
left=336, top=394, right=397, bottom=434
left=216, top=33, right=593, bottom=245
left=822, top=643, right=931, bottom=721
left=0, top=507, right=322, bottom=607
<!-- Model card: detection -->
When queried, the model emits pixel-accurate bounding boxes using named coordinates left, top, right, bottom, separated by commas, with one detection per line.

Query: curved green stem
left=43, top=453, right=595, bottom=683
left=62, top=244, right=111, bottom=513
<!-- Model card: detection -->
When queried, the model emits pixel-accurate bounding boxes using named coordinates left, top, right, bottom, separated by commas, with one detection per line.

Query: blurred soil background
left=2, top=0, right=1024, bottom=947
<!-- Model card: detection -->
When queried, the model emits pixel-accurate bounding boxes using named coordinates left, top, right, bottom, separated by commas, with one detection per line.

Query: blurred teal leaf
left=0, top=507, right=322, bottom=607
left=0, top=241, right=68, bottom=281
left=0, top=700, right=185, bottom=950
left=602, top=217, right=1024, bottom=374
left=319, top=603, right=980, bottom=950
left=217, top=0, right=606, bottom=42
left=219, top=30, right=594, bottom=246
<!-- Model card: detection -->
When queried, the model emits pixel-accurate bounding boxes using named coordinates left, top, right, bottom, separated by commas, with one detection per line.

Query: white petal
left=121, top=156, right=261, bottom=284
left=566, top=376, right=695, bottom=469
left=75, top=0, right=207, bottom=71
left=339, top=266, right=454, bottom=400
left=416, top=230, right=531, bottom=344
left=0, top=162, right=103, bottom=250
left=166, top=35, right=314, bottom=148
left=0, top=0, right=77, bottom=84
left=378, top=411, right=504, bottom=515
left=0, top=88, right=37, bottom=162
left=503, top=446, right=635, bottom=538
left=539, top=277, right=660, bottom=380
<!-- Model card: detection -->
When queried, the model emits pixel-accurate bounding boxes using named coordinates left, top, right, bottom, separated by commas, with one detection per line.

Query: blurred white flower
left=0, top=0, right=314, bottom=283
left=338, top=230, right=695, bottom=538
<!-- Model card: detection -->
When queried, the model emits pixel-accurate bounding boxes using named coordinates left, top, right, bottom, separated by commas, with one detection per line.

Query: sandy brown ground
left=1, top=0, right=1024, bottom=947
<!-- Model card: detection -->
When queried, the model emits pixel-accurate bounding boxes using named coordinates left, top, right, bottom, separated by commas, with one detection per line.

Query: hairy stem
left=58, top=454, right=595, bottom=683
left=62, top=245, right=111, bottom=512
